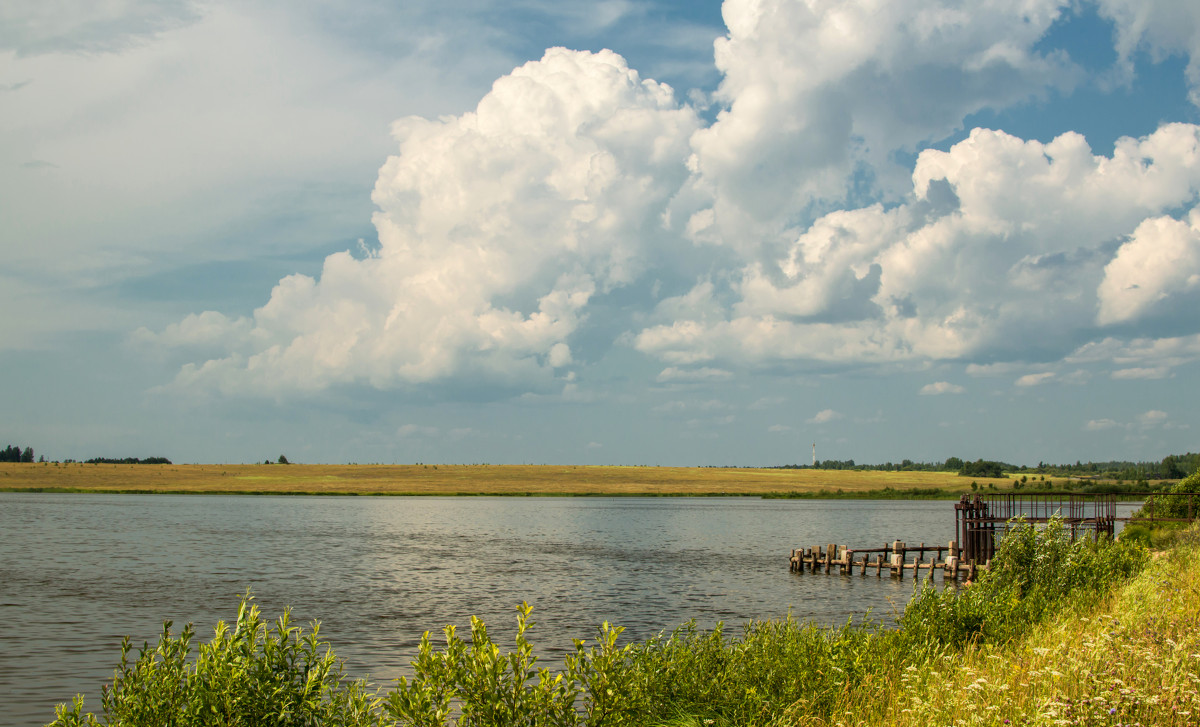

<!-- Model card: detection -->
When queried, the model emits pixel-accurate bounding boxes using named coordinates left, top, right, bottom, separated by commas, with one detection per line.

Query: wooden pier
left=789, top=540, right=982, bottom=583
left=787, top=491, right=1200, bottom=581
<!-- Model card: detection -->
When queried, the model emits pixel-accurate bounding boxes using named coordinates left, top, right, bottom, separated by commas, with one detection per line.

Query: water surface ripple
left=1, top=494, right=958, bottom=726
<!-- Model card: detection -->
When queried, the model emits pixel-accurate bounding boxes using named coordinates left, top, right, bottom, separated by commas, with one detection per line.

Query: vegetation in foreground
left=51, top=513, right=1195, bottom=727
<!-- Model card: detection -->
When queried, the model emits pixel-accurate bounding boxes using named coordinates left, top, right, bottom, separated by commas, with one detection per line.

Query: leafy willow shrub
left=50, top=594, right=382, bottom=727
left=385, top=602, right=579, bottom=727
left=387, top=607, right=893, bottom=727
left=899, top=517, right=1148, bottom=650
left=1137, top=470, right=1200, bottom=520
left=614, top=617, right=888, bottom=726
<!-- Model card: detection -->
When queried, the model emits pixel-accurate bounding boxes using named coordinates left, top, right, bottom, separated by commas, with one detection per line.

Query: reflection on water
left=1, top=494, right=959, bottom=727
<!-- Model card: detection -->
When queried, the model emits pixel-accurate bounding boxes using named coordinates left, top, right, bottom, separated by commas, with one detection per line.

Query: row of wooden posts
left=788, top=541, right=985, bottom=583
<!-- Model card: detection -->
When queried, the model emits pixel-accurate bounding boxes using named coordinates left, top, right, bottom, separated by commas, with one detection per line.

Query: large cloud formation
left=638, top=124, right=1200, bottom=371
left=155, top=47, right=698, bottom=395
left=147, top=0, right=1200, bottom=397
left=678, top=0, right=1079, bottom=246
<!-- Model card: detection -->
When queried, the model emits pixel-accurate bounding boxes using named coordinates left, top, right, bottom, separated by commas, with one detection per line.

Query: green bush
left=1136, top=471, right=1200, bottom=520
left=899, top=518, right=1147, bottom=649
left=602, top=617, right=883, bottom=726
left=50, top=593, right=381, bottom=727
left=385, top=605, right=888, bottom=727
left=385, top=602, right=579, bottom=727
left=1119, top=523, right=1154, bottom=547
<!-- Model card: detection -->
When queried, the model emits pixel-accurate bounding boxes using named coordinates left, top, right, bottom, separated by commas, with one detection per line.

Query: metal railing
left=955, top=490, right=1200, bottom=563
left=955, top=493, right=1118, bottom=563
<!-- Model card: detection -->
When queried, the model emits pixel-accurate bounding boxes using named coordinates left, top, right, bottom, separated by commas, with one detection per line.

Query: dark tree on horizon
left=2, top=445, right=34, bottom=463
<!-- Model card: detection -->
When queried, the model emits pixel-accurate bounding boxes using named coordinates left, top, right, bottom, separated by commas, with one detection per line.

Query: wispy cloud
left=808, top=409, right=842, bottom=424
left=1015, top=372, right=1056, bottom=388
left=1084, top=410, right=1178, bottom=433
left=919, top=381, right=965, bottom=395
left=657, top=367, right=733, bottom=383
left=1111, top=367, right=1171, bottom=380
left=396, top=424, right=440, bottom=438
left=1137, top=410, right=1169, bottom=427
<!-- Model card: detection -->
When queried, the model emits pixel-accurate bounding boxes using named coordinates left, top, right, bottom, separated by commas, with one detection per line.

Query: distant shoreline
left=0, top=462, right=1100, bottom=498
left=0, top=487, right=969, bottom=498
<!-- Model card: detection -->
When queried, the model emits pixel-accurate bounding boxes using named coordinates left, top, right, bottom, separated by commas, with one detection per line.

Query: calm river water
left=2, top=494, right=965, bottom=726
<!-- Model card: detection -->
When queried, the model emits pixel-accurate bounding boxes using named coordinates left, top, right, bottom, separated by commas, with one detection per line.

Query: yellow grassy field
left=0, top=462, right=1012, bottom=496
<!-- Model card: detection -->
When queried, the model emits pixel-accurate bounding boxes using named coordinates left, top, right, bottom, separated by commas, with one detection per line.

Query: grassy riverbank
left=52, top=517, right=1196, bottom=727
left=842, top=538, right=1200, bottom=727
left=0, top=462, right=1013, bottom=496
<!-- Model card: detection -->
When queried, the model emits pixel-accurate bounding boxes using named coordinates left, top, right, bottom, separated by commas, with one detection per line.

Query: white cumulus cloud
left=636, top=124, right=1200, bottom=371
left=1097, top=206, right=1200, bottom=325
left=147, top=2, right=1200, bottom=400
left=157, top=47, right=699, bottom=396
left=1068, top=333, right=1200, bottom=376
left=1098, top=0, right=1200, bottom=106
left=680, top=0, right=1079, bottom=244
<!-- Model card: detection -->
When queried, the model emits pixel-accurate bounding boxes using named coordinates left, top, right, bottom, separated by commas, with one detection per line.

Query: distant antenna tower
left=812, top=443, right=816, bottom=467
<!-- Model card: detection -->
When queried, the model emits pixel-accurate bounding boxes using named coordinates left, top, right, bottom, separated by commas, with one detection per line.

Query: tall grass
left=898, top=517, right=1147, bottom=651
left=50, top=520, right=1163, bottom=727
left=840, top=526, right=1200, bottom=727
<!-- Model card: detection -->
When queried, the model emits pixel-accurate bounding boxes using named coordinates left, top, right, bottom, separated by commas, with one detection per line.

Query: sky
left=3, top=0, right=1200, bottom=467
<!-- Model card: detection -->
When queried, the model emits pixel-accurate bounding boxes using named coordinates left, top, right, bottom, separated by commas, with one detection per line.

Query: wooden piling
left=788, top=537, right=988, bottom=585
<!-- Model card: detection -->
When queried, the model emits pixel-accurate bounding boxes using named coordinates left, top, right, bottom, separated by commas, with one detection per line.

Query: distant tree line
left=1026, top=453, right=1200, bottom=481
left=1, top=444, right=34, bottom=462
left=84, top=457, right=172, bottom=465
left=955, top=459, right=1005, bottom=478
left=771, top=452, right=1200, bottom=481
left=773, top=459, right=948, bottom=471
left=2, top=444, right=176, bottom=464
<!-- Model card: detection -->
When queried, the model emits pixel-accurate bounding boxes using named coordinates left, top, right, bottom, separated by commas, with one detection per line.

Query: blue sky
left=3, top=0, right=1200, bottom=466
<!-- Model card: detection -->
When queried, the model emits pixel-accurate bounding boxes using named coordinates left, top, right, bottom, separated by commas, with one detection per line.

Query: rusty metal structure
left=1130, top=491, right=1200, bottom=522
left=791, top=490, right=1199, bottom=578
left=954, top=493, right=1118, bottom=564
